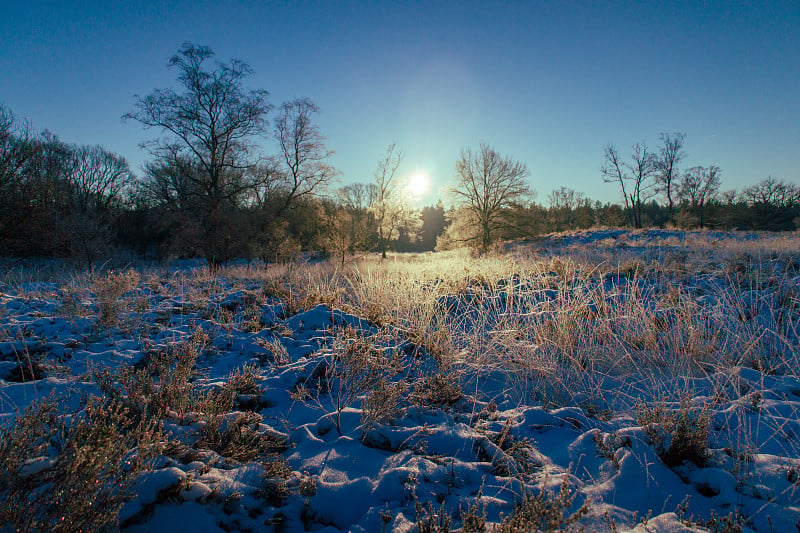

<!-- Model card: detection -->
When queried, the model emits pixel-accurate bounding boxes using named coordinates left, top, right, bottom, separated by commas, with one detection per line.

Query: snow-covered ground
left=1, top=229, right=799, bottom=532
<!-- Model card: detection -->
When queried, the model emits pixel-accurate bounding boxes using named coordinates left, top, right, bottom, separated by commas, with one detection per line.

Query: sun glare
left=407, top=173, right=430, bottom=197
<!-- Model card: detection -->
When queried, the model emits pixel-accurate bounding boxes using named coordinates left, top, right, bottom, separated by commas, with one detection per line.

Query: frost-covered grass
left=1, top=229, right=800, bottom=532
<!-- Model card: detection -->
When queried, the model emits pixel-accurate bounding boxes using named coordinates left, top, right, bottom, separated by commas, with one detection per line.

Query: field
left=2, top=229, right=800, bottom=532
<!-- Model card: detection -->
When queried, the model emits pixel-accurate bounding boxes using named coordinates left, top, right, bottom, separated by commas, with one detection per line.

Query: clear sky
left=2, top=1, right=798, bottom=205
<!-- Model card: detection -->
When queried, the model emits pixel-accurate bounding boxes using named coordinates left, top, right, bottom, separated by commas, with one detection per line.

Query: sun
left=407, top=173, right=430, bottom=197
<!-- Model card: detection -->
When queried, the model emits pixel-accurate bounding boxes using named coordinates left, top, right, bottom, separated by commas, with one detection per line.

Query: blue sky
left=1, top=1, right=798, bottom=205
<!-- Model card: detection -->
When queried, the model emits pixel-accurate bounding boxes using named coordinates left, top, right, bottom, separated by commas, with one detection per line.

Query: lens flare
left=407, top=173, right=429, bottom=197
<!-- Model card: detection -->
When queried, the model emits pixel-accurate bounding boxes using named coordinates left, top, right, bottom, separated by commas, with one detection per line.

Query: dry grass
left=197, top=239, right=800, bottom=415
left=3, top=230, right=799, bottom=530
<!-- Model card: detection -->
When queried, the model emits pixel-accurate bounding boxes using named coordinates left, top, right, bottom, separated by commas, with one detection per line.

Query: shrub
left=227, top=363, right=262, bottom=396
left=460, top=494, right=488, bottom=533
left=415, top=501, right=452, bottom=533
left=411, top=477, right=587, bottom=533
left=410, top=373, right=463, bottom=407
left=0, top=396, right=161, bottom=532
left=196, top=410, right=287, bottom=463
left=259, top=455, right=293, bottom=506
left=58, top=281, right=92, bottom=322
left=97, top=327, right=208, bottom=421
left=360, top=376, right=408, bottom=436
left=242, top=304, right=265, bottom=332
left=91, top=269, right=140, bottom=328
left=495, top=477, right=589, bottom=533
left=294, top=327, right=402, bottom=435
left=636, top=397, right=712, bottom=467
left=256, top=336, right=291, bottom=365
left=489, top=421, right=542, bottom=477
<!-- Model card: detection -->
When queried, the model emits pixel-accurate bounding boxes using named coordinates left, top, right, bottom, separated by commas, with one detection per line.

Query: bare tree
left=272, top=98, right=337, bottom=214
left=653, top=132, right=686, bottom=218
left=18, top=132, right=74, bottom=255
left=64, top=144, right=134, bottom=267
left=601, top=142, right=656, bottom=228
left=546, top=187, right=571, bottom=210
left=678, top=165, right=721, bottom=227
left=339, top=182, right=376, bottom=253
left=0, top=115, right=132, bottom=263
left=124, top=42, right=271, bottom=265
left=339, top=182, right=377, bottom=212
left=740, top=177, right=800, bottom=208
left=740, top=177, right=800, bottom=229
left=547, top=186, right=588, bottom=232
left=0, top=105, right=35, bottom=197
left=321, top=203, right=353, bottom=268
left=250, top=97, right=338, bottom=259
left=601, top=143, right=630, bottom=213
left=319, top=183, right=377, bottom=267
left=0, top=105, right=37, bottom=249
left=452, top=141, right=532, bottom=252
left=68, top=145, right=132, bottom=213
left=139, top=150, right=200, bottom=212
left=628, top=142, right=657, bottom=228
left=370, top=143, right=406, bottom=258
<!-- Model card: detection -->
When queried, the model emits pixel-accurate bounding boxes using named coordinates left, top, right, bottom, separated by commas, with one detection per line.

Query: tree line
left=1, top=43, right=797, bottom=266
left=600, top=133, right=799, bottom=231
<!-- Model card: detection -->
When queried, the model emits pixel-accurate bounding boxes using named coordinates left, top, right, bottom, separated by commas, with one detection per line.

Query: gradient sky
left=2, top=1, right=798, bottom=205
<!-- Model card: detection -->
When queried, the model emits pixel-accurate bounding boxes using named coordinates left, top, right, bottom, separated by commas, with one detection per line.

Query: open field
left=2, top=229, right=800, bottom=532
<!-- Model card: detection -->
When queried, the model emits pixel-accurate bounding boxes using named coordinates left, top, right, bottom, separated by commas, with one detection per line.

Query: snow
left=1, top=229, right=800, bottom=531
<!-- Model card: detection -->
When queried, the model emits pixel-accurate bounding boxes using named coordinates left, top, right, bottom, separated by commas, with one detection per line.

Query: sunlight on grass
left=2, top=230, right=800, bottom=531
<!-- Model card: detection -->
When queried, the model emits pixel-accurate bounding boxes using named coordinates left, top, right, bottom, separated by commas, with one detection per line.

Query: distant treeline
left=2, top=103, right=797, bottom=267
left=1, top=43, right=798, bottom=266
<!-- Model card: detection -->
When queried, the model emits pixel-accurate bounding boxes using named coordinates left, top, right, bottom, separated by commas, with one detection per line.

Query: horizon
left=2, top=1, right=798, bottom=206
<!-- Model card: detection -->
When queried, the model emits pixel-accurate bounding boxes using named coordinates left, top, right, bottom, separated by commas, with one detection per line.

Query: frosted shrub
left=293, top=327, right=403, bottom=435
left=410, top=373, right=463, bottom=407
left=636, top=397, right=712, bottom=467
left=58, top=280, right=92, bottom=322
left=227, top=362, right=262, bottom=397
left=91, top=269, right=140, bottom=327
left=256, top=336, right=291, bottom=365
left=195, top=366, right=284, bottom=463
left=412, top=477, right=587, bottom=533
left=0, top=396, right=162, bottom=532
left=98, top=327, right=208, bottom=420
left=259, top=454, right=293, bottom=506
left=495, top=477, right=589, bottom=533
left=360, top=376, right=408, bottom=434
left=197, top=410, right=287, bottom=463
